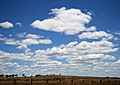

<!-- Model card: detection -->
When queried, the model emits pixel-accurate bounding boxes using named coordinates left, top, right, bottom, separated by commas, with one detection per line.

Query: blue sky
left=0, top=0, right=120, bottom=77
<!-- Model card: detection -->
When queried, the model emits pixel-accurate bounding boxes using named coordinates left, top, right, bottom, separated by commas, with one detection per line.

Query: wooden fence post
left=115, top=80, right=116, bottom=84
left=30, top=79, right=32, bottom=85
left=71, top=80, right=73, bottom=83
left=13, top=79, right=15, bottom=85
left=82, top=80, right=84, bottom=84
left=100, top=80, right=102, bottom=83
left=47, top=79, right=48, bottom=83
left=92, top=80, right=93, bottom=83
left=108, top=80, right=109, bottom=83
left=60, top=79, right=61, bottom=83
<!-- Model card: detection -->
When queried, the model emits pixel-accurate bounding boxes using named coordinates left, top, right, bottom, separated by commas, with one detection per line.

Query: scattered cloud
left=17, top=33, right=43, bottom=39
left=2, top=37, right=21, bottom=45
left=0, top=21, right=13, bottom=28
left=114, top=37, right=119, bottom=40
left=0, top=40, right=119, bottom=76
left=3, top=33, right=52, bottom=45
left=31, top=7, right=96, bottom=35
left=78, top=31, right=113, bottom=40
left=0, top=33, right=52, bottom=52
left=17, top=33, right=52, bottom=45
left=16, top=22, right=22, bottom=27
left=36, top=40, right=118, bottom=59
left=115, top=32, right=120, bottom=35
left=0, top=7, right=120, bottom=77
left=17, top=44, right=28, bottom=50
left=21, top=38, right=52, bottom=45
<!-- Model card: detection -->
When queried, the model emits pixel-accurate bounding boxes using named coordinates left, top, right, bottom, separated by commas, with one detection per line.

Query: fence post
left=60, top=79, right=61, bottom=83
left=108, top=80, right=109, bottom=83
left=30, top=79, right=32, bottom=85
left=115, top=80, right=116, bottom=84
left=47, top=79, right=48, bottom=83
left=92, top=80, right=93, bottom=83
left=83, top=80, right=84, bottom=83
left=13, top=79, right=15, bottom=85
left=71, top=80, right=73, bottom=83
left=100, top=80, right=102, bottom=83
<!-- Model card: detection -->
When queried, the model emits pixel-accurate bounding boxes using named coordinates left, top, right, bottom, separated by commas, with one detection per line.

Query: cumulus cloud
left=34, top=40, right=118, bottom=66
left=1, top=33, right=52, bottom=45
left=0, top=33, right=52, bottom=52
left=0, top=7, right=120, bottom=77
left=0, top=49, right=62, bottom=75
left=2, top=37, right=21, bottom=45
left=0, top=39, right=119, bottom=76
left=31, top=7, right=96, bottom=35
left=0, top=21, right=13, bottom=28
left=78, top=31, right=113, bottom=40
left=29, top=40, right=119, bottom=76
left=24, top=40, right=118, bottom=62
left=17, top=33, right=52, bottom=45
left=22, top=38, right=52, bottom=45
left=46, top=41, right=118, bottom=56
left=17, top=33, right=43, bottom=39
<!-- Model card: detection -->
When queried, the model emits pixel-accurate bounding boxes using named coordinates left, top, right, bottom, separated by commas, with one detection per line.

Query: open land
left=0, top=75, right=120, bottom=85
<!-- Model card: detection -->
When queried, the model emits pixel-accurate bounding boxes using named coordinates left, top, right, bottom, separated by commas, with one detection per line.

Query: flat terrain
left=0, top=76, right=120, bottom=85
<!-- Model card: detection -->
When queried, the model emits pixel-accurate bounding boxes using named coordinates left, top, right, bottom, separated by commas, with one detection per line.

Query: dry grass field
left=0, top=76, right=120, bottom=85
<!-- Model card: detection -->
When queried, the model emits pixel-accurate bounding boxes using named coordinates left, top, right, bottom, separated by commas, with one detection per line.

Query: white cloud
left=0, top=33, right=52, bottom=46
left=0, top=38, right=119, bottom=76
left=78, top=31, right=113, bottom=40
left=3, top=38, right=21, bottom=45
left=22, top=38, right=52, bottom=45
left=115, top=59, right=120, bottom=63
left=0, top=21, right=13, bottom=28
left=16, top=33, right=52, bottom=45
left=25, top=34, right=41, bottom=39
left=35, top=40, right=118, bottom=64
left=0, top=33, right=52, bottom=52
left=0, top=7, right=120, bottom=77
left=85, top=26, right=96, bottom=31
left=16, top=22, right=22, bottom=27
left=17, top=33, right=43, bottom=39
left=17, top=44, right=28, bottom=50
left=31, top=7, right=96, bottom=35
left=114, top=37, right=119, bottom=40
left=80, top=54, right=115, bottom=61
left=51, top=41, right=117, bottom=55
left=115, top=32, right=120, bottom=35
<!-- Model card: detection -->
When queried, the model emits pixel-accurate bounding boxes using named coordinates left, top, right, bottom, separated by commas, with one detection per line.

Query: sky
left=0, top=0, right=120, bottom=77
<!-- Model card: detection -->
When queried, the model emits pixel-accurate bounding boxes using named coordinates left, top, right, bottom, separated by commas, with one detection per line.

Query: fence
left=0, top=78, right=120, bottom=85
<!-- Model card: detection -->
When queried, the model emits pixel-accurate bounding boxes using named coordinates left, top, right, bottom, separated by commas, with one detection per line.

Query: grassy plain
left=0, top=76, right=120, bottom=85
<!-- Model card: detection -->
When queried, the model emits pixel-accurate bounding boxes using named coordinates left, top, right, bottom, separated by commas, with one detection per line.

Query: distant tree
left=22, top=74, right=26, bottom=77
left=6, top=75, right=9, bottom=77
left=14, top=74, right=17, bottom=77
left=35, top=74, right=41, bottom=77
left=0, top=74, right=4, bottom=77
left=59, top=74, right=61, bottom=76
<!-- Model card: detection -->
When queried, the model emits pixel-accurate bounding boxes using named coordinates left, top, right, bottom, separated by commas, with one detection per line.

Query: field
left=0, top=76, right=120, bottom=85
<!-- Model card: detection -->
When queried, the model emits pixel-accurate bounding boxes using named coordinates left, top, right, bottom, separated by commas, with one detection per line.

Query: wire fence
left=0, top=78, right=120, bottom=85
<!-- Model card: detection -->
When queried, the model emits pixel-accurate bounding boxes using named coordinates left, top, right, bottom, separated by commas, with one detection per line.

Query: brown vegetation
left=0, top=75, right=120, bottom=85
